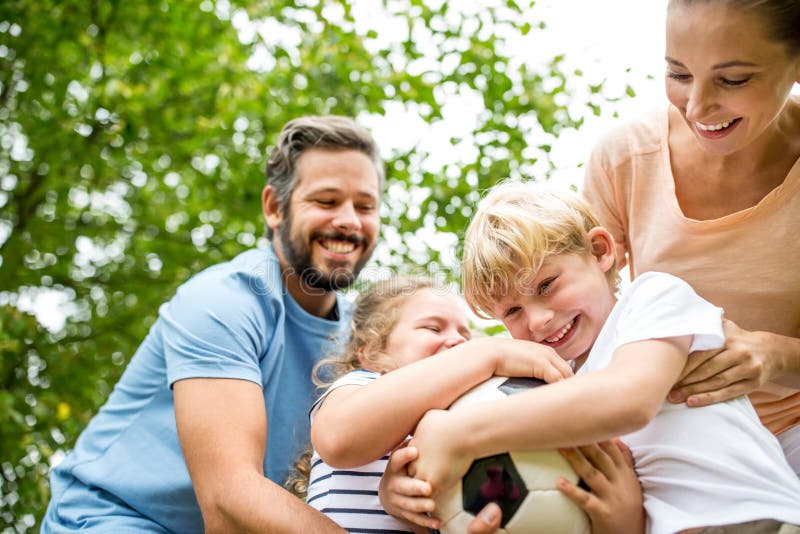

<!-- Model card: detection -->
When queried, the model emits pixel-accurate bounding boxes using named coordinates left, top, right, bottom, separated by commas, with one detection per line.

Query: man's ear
left=262, top=185, right=282, bottom=232
left=587, top=226, right=616, bottom=273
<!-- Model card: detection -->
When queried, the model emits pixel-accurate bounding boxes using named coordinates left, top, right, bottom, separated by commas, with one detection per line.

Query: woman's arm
left=408, top=336, right=690, bottom=493
left=312, top=337, right=574, bottom=468
left=670, top=319, right=800, bottom=406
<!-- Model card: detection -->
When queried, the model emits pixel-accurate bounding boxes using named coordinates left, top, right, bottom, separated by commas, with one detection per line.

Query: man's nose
left=332, top=202, right=361, bottom=232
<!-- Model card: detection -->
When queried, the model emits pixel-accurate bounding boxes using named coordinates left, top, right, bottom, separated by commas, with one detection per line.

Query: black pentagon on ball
left=497, top=377, right=548, bottom=395
left=496, top=377, right=591, bottom=493
left=462, top=453, right=528, bottom=528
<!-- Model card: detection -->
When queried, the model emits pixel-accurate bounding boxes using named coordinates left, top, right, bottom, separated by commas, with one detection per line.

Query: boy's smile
left=491, top=246, right=617, bottom=367
left=542, top=315, right=578, bottom=346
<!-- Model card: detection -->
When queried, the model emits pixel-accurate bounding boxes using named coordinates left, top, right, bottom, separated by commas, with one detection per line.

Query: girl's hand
left=408, top=410, right=474, bottom=496
left=378, top=444, right=440, bottom=530
left=668, top=319, right=794, bottom=406
left=380, top=442, right=503, bottom=533
left=557, top=439, right=644, bottom=534
left=490, top=338, right=574, bottom=384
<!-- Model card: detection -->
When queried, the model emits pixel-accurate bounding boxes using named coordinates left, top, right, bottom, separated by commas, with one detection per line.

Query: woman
left=584, top=0, right=800, bottom=472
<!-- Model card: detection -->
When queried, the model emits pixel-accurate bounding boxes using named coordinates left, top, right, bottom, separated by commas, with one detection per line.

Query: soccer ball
left=432, top=376, right=591, bottom=534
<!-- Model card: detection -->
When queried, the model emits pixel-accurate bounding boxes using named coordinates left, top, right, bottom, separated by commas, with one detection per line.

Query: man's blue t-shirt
left=42, top=247, right=348, bottom=532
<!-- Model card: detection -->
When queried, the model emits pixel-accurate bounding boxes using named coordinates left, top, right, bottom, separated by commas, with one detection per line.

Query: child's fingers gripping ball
left=432, top=377, right=590, bottom=534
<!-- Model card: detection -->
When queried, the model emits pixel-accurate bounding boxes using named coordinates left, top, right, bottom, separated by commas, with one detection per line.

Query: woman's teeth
left=696, top=118, right=737, bottom=131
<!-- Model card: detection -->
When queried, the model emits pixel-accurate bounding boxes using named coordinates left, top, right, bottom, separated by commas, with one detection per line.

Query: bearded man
left=42, top=116, right=384, bottom=533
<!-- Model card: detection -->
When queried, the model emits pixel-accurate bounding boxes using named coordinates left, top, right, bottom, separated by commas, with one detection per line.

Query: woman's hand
left=557, top=439, right=644, bottom=534
left=669, top=319, right=799, bottom=406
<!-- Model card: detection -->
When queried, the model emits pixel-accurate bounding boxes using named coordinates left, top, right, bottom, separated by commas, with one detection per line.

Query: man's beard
left=277, top=215, right=372, bottom=292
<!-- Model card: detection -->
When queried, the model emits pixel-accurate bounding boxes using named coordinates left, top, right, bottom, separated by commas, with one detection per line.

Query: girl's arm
left=312, top=337, right=573, bottom=468
left=408, top=335, right=691, bottom=493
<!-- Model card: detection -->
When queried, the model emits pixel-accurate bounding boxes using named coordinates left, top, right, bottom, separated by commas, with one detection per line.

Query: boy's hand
left=557, top=439, right=644, bottom=534
left=408, top=409, right=474, bottom=497
left=379, top=444, right=439, bottom=530
left=491, top=338, right=574, bottom=384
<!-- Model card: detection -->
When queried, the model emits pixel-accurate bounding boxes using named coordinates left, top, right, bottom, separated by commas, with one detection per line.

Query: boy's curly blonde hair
left=462, top=181, right=619, bottom=319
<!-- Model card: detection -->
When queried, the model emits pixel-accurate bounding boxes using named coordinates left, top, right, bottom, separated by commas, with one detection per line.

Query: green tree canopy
left=0, top=0, right=621, bottom=529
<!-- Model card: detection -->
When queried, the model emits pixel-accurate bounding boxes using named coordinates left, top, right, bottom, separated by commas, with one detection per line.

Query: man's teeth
left=696, top=119, right=736, bottom=131
left=321, top=240, right=356, bottom=254
left=545, top=319, right=574, bottom=343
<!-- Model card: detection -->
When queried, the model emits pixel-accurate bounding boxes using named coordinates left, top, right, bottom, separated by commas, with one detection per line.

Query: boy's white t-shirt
left=578, top=272, right=800, bottom=534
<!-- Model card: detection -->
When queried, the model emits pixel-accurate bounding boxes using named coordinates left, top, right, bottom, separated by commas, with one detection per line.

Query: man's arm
left=174, top=377, right=345, bottom=533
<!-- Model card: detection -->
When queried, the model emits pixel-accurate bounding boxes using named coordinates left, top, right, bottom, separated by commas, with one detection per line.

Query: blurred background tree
left=0, top=0, right=624, bottom=530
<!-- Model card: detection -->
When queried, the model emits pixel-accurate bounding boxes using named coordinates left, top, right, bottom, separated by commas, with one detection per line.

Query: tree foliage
left=0, top=0, right=616, bottom=529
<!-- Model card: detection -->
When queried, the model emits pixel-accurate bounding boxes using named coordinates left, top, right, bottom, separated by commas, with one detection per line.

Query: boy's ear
left=262, top=185, right=283, bottom=232
left=587, top=226, right=616, bottom=273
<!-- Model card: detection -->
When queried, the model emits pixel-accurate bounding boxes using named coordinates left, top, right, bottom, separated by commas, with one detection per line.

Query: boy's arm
left=312, top=337, right=573, bottom=468
left=174, top=378, right=345, bottom=534
left=409, top=335, right=691, bottom=493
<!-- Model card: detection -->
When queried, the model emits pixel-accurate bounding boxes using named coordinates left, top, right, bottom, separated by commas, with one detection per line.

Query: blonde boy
left=407, top=183, right=800, bottom=534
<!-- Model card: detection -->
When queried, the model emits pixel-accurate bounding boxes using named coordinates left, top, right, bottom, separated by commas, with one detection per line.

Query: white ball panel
left=509, top=449, right=581, bottom=489
left=504, top=490, right=591, bottom=534
left=440, top=510, right=509, bottom=534
left=448, top=376, right=509, bottom=409
left=434, top=479, right=463, bottom=525
left=434, top=376, right=590, bottom=533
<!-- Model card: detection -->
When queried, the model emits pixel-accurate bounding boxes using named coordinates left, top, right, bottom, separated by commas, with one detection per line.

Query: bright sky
left=362, top=0, right=670, bottom=191
left=535, top=0, right=668, bottom=188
